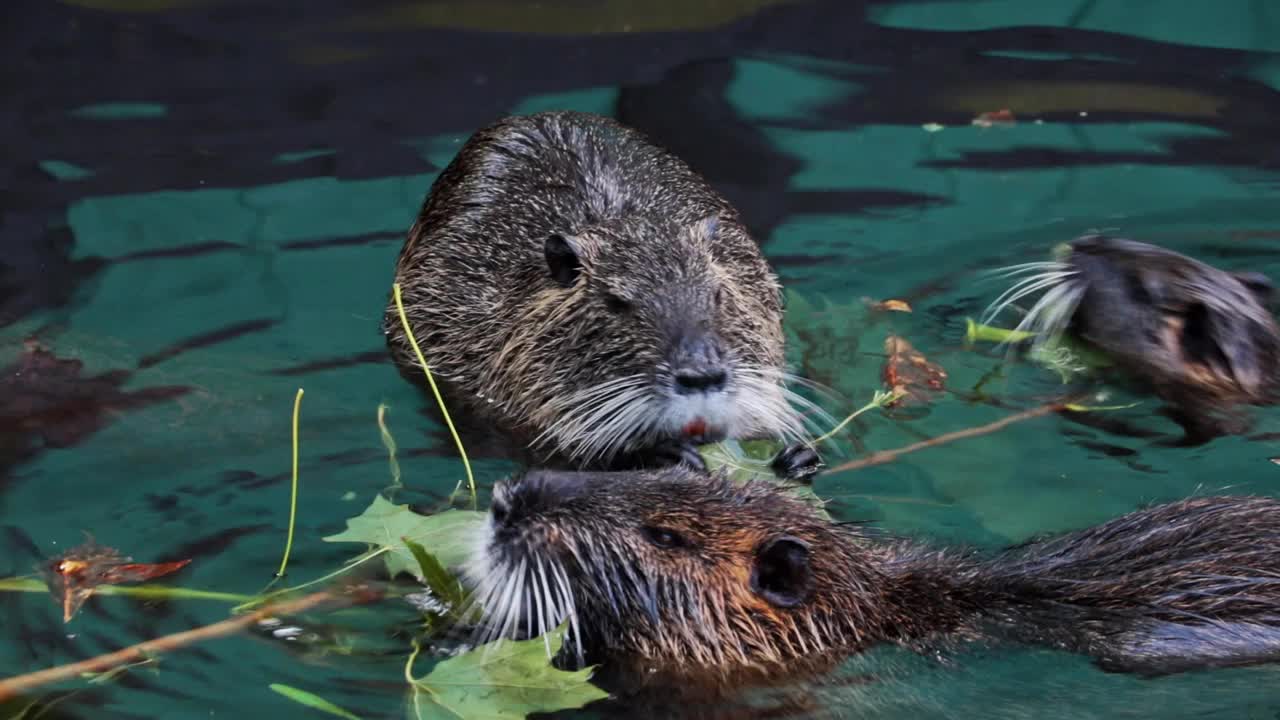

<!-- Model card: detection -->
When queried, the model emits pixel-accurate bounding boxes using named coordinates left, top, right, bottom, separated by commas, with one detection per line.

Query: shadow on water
left=4, top=0, right=1280, bottom=718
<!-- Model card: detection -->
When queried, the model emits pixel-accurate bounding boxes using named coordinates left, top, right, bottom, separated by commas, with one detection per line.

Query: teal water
left=4, top=1, right=1280, bottom=718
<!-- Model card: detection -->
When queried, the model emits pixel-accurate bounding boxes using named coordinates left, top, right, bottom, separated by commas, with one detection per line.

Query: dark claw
left=771, top=443, right=823, bottom=484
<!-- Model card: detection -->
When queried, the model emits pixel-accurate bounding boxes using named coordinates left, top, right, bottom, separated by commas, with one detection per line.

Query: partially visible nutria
left=383, top=111, right=822, bottom=471
left=983, top=234, right=1280, bottom=443
left=466, top=461, right=1280, bottom=696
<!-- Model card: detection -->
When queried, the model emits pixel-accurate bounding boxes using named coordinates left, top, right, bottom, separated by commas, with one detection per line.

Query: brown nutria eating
left=383, top=111, right=824, bottom=472
left=982, top=234, right=1279, bottom=443
left=465, top=461, right=1280, bottom=695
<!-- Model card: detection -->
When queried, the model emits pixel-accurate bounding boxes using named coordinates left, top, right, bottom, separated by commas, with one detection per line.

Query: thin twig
left=0, top=591, right=336, bottom=703
left=826, top=401, right=1067, bottom=474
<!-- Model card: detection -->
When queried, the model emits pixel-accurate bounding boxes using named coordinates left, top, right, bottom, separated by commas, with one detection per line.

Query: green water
left=5, top=0, right=1280, bottom=717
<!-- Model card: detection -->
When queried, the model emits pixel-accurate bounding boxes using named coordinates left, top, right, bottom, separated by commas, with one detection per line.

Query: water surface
left=4, top=1, right=1280, bottom=717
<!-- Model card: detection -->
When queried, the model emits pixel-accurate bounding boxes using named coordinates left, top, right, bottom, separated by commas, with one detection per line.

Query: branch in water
left=0, top=590, right=348, bottom=703
left=825, top=401, right=1068, bottom=474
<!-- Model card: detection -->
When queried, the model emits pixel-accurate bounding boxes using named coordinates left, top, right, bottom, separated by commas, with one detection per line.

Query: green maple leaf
left=699, top=440, right=830, bottom=518
left=407, top=629, right=608, bottom=720
left=322, top=495, right=485, bottom=581
left=699, top=438, right=784, bottom=484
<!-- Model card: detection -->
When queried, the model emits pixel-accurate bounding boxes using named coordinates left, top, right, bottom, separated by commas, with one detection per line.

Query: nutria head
left=386, top=112, right=815, bottom=468
left=465, top=467, right=888, bottom=684
left=984, top=234, right=1280, bottom=431
left=527, top=214, right=811, bottom=464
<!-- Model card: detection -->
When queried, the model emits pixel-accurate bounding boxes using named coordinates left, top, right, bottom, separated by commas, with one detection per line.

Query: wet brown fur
left=383, top=111, right=788, bottom=468
left=474, top=466, right=1280, bottom=696
left=1025, top=235, right=1280, bottom=441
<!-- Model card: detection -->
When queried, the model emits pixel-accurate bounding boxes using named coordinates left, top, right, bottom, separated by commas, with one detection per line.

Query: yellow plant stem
left=276, top=388, right=304, bottom=578
left=811, top=389, right=904, bottom=447
left=391, top=283, right=476, bottom=506
left=0, top=577, right=254, bottom=604
left=377, top=402, right=403, bottom=490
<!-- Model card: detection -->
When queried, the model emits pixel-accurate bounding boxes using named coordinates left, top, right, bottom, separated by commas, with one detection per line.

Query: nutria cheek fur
left=986, top=234, right=1280, bottom=443
left=470, top=463, right=1280, bottom=694
left=383, top=111, right=815, bottom=471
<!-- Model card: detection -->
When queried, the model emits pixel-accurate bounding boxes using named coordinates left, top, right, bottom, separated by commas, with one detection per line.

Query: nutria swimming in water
left=983, top=234, right=1279, bottom=443
left=383, top=111, right=824, bottom=472
left=466, top=461, right=1280, bottom=695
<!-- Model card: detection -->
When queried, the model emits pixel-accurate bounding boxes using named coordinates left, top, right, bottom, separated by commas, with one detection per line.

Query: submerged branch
left=826, top=400, right=1069, bottom=474
left=0, top=590, right=340, bottom=703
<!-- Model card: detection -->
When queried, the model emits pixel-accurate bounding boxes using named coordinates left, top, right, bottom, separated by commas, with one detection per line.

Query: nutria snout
left=984, top=234, right=1280, bottom=441
left=384, top=111, right=823, bottom=471
left=468, top=463, right=1280, bottom=693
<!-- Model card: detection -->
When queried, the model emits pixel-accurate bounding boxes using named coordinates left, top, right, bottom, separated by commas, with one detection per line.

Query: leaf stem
left=276, top=388, right=304, bottom=579
left=811, top=389, right=903, bottom=447
left=377, top=402, right=403, bottom=494
left=392, top=283, right=476, bottom=509
left=233, top=547, right=389, bottom=614
left=0, top=577, right=255, bottom=603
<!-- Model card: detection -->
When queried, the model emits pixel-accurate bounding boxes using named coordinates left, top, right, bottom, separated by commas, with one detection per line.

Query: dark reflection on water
left=4, top=0, right=1280, bottom=717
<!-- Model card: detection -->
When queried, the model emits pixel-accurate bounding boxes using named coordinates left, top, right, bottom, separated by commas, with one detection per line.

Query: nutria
left=383, top=111, right=822, bottom=471
left=466, top=460, right=1280, bottom=695
left=983, top=234, right=1280, bottom=443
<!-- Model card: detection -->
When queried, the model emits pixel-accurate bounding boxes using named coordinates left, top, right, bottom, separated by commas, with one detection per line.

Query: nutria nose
left=674, top=367, right=728, bottom=394
left=670, top=330, right=728, bottom=394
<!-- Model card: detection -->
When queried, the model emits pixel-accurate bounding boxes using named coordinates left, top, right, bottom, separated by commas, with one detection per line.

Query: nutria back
left=468, top=465, right=1280, bottom=693
left=384, top=111, right=808, bottom=469
left=985, top=234, right=1280, bottom=441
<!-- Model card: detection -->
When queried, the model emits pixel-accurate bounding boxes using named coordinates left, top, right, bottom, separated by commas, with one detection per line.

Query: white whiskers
left=532, top=365, right=827, bottom=466
left=735, top=366, right=835, bottom=443
left=979, top=260, right=1084, bottom=355
left=535, top=373, right=660, bottom=466
left=462, top=540, right=582, bottom=663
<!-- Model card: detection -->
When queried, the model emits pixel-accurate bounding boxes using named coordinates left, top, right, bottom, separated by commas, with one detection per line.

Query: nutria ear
left=545, top=233, right=582, bottom=287
left=1234, top=271, right=1274, bottom=302
left=750, top=536, right=813, bottom=608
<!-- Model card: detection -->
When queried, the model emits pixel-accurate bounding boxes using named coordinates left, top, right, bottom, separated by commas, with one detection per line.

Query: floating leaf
left=700, top=438, right=782, bottom=484
left=402, top=537, right=467, bottom=612
left=965, top=318, right=1113, bottom=382
left=972, top=108, right=1016, bottom=127
left=42, top=540, right=192, bottom=622
left=882, top=335, right=947, bottom=408
left=269, top=684, right=363, bottom=720
left=871, top=299, right=912, bottom=313
left=700, top=440, right=830, bottom=519
left=322, top=495, right=484, bottom=581
left=408, top=627, right=608, bottom=719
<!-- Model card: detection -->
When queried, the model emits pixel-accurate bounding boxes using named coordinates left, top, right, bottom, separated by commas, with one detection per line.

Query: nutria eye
left=714, top=286, right=724, bottom=308
left=604, top=293, right=632, bottom=314
left=641, top=525, right=687, bottom=549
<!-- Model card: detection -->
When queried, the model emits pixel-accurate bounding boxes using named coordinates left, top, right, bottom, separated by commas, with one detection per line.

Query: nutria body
left=467, top=463, right=1280, bottom=694
left=985, top=234, right=1280, bottom=442
left=384, top=111, right=814, bottom=471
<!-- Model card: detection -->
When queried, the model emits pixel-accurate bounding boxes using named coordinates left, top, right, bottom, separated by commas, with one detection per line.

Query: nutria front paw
left=610, top=440, right=710, bottom=473
left=771, top=443, right=823, bottom=484
left=652, top=439, right=710, bottom=473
